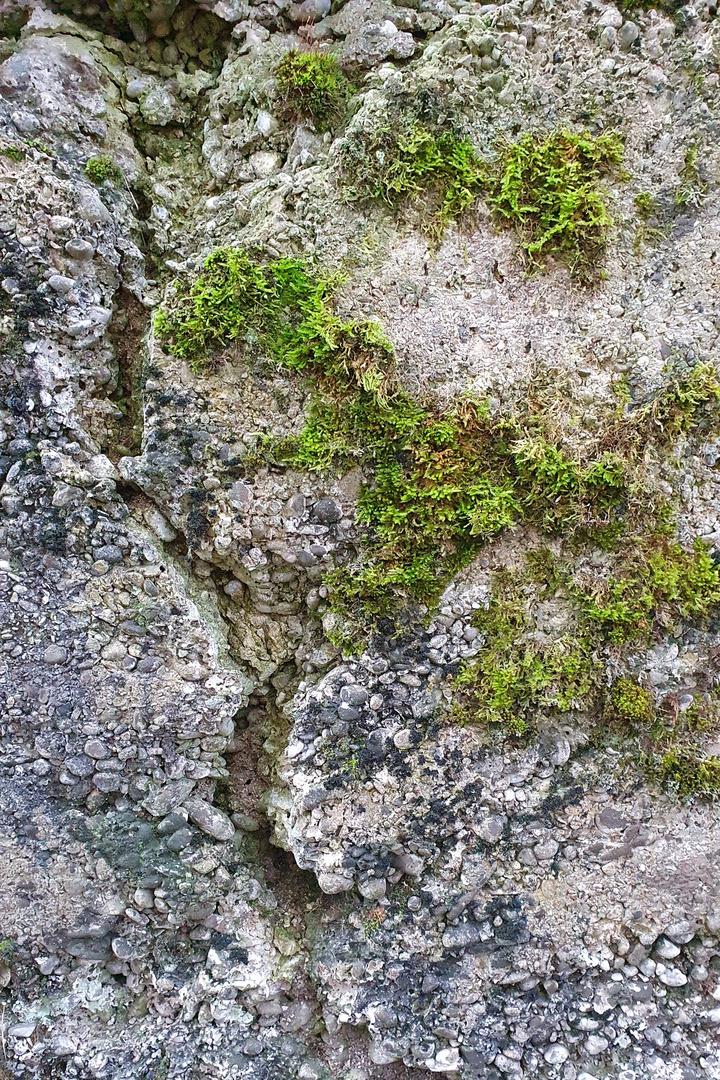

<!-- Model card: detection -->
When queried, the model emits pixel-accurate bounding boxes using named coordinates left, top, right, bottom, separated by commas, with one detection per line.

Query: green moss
left=675, top=145, right=707, bottom=208
left=641, top=362, right=720, bottom=442
left=620, top=0, right=680, bottom=9
left=513, top=438, right=626, bottom=532
left=158, top=248, right=720, bottom=648
left=452, top=572, right=602, bottom=736
left=523, top=537, right=720, bottom=650
left=85, top=156, right=122, bottom=185
left=580, top=537, right=720, bottom=643
left=485, top=129, right=624, bottom=279
left=634, top=192, right=656, bottom=218
left=610, top=677, right=654, bottom=724
left=632, top=191, right=664, bottom=252
left=282, top=392, right=629, bottom=630
left=324, top=554, right=441, bottom=624
left=612, top=363, right=720, bottom=449
left=0, top=145, right=24, bottom=162
left=275, top=50, right=349, bottom=132
left=340, top=121, right=487, bottom=237
left=155, top=247, right=394, bottom=387
left=340, top=123, right=623, bottom=270
left=362, top=909, right=386, bottom=934
left=653, top=750, right=720, bottom=798
left=620, top=0, right=687, bottom=21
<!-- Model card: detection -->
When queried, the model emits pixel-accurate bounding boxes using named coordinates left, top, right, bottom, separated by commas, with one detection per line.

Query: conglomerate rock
left=1, top=1, right=720, bottom=1078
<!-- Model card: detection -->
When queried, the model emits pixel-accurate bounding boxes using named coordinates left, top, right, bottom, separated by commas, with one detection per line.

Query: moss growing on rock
left=608, top=361, right=720, bottom=451
left=620, top=0, right=683, bottom=11
left=340, top=123, right=623, bottom=273
left=452, top=571, right=603, bottom=737
left=85, top=156, right=122, bottom=185
left=675, top=145, right=707, bottom=209
left=653, top=750, right=720, bottom=798
left=452, top=546, right=720, bottom=752
left=340, top=121, right=487, bottom=237
left=579, top=537, right=720, bottom=644
left=275, top=50, right=349, bottom=132
left=610, top=677, right=654, bottom=724
left=155, top=247, right=394, bottom=388
left=485, top=129, right=624, bottom=278
left=282, top=391, right=630, bottom=629
left=639, top=361, right=720, bottom=442
left=157, top=248, right=720, bottom=652
left=634, top=192, right=656, bottom=217
left=532, top=538, right=720, bottom=647
left=0, top=144, right=24, bottom=162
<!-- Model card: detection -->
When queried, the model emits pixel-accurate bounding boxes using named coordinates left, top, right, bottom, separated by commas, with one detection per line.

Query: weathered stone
left=184, top=796, right=235, bottom=841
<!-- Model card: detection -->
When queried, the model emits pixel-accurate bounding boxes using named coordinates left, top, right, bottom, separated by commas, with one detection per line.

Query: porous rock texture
left=1, top=1, right=720, bottom=1079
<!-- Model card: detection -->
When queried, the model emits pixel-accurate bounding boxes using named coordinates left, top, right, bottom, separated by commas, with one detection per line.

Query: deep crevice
left=104, top=286, right=148, bottom=461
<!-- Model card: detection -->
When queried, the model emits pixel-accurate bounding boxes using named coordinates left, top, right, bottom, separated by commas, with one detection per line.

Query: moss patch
left=155, top=247, right=394, bottom=388
left=157, top=248, right=720, bottom=651
left=578, top=537, right=720, bottom=644
left=452, top=571, right=602, bottom=737
left=0, top=145, right=24, bottom=162
left=610, top=677, right=654, bottom=724
left=484, top=129, right=623, bottom=279
left=281, top=391, right=632, bottom=631
left=652, top=750, right=720, bottom=798
left=340, top=121, right=487, bottom=237
left=340, top=123, right=623, bottom=274
left=85, top=156, right=122, bottom=185
left=275, top=50, right=349, bottom=132
left=675, top=145, right=707, bottom=209
left=620, top=0, right=683, bottom=11
left=634, top=192, right=655, bottom=217
left=452, top=546, right=720, bottom=757
left=635, top=361, right=720, bottom=443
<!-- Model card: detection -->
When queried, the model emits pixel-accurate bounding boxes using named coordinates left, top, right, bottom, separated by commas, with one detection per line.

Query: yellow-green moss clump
left=610, top=678, right=655, bottom=724
left=452, top=541, right=720, bottom=741
left=85, top=156, right=122, bottom=185
left=485, top=129, right=623, bottom=278
left=154, top=248, right=393, bottom=390
left=452, top=572, right=603, bottom=736
left=634, top=192, right=656, bottom=217
left=0, top=144, right=24, bottom=162
left=653, top=750, right=720, bottom=798
left=579, top=537, right=720, bottom=643
left=635, top=361, right=720, bottom=443
left=340, top=122, right=487, bottom=237
left=340, top=124, right=623, bottom=273
left=275, top=50, right=349, bottom=132
left=285, top=396, right=630, bottom=628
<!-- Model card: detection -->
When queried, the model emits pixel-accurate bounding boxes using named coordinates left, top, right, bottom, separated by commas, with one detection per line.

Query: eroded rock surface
left=2, top=0, right=720, bottom=1078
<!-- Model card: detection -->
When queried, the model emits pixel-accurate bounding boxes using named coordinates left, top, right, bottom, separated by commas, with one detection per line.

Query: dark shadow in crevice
left=104, top=286, right=149, bottom=462
left=48, top=0, right=232, bottom=70
left=0, top=0, right=31, bottom=39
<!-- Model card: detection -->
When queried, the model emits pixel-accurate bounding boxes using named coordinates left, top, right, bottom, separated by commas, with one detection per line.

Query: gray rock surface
left=1, top=0, right=720, bottom=1078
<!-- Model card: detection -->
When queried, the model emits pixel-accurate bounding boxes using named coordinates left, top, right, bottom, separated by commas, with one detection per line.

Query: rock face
left=2, top=1, right=720, bottom=1079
